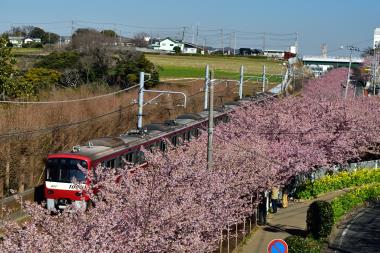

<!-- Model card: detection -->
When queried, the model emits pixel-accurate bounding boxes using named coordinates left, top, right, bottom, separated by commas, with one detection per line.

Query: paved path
left=235, top=190, right=347, bottom=253
left=327, top=200, right=380, bottom=253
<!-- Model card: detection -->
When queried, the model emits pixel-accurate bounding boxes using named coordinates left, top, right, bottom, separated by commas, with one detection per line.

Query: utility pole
left=137, top=72, right=145, bottom=130
left=229, top=32, right=233, bottom=55
left=113, top=24, right=117, bottom=46
left=137, top=72, right=187, bottom=131
left=374, top=51, right=378, bottom=95
left=192, top=25, right=195, bottom=44
left=344, top=45, right=360, bottom=99
left=181, top=26, right=187, bottom=41
left=71, top=20, right=75, bottom=42
left=262, top=32, right=266, bottom=52
left=195, top=23, right=199, bottom=46
left=203, top=38, right=206, bottom=54
left=207, top=73, right=214, bottom=170
left=262, top=65, right=266, bottom=92
left=344, top=52, right=352, bottom=99
left=239, top=65, right=244, bottom=99
left=221, top=29, right=224, bottom=55
left=234, top=32, right=237, bottom=55
left=204, top=65, right=210, bottom=110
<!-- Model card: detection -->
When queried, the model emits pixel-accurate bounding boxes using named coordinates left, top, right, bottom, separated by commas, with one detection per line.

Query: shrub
left=173, top=46, right=181, bottom=54
left=7, top=67, right=61, bottom=98
left=126, top=73, right=138, bottom=84
left=285, top=235, right=322, bottom=253
left=35, top=50, right=81, bottom=70
left=306, top=201, right=333, bottom=239
left=22, top=41, right=43, bottom=48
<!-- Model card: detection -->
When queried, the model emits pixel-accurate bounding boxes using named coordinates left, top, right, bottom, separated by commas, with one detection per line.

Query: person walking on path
left=271, top=186, right=280, bottom=213
left=258, top=192, right=268, bottom=225
left=282, top=187, right=289, bottom=208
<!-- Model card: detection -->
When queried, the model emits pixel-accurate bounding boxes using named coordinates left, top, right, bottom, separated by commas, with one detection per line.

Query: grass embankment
left=295, top=168, right=380, bottom=199
left=331, top=183, right=380, bottom=222
left=145, top=54, right=284, bottom=80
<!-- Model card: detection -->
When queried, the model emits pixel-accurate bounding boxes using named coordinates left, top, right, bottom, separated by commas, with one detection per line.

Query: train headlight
left=75, top=192, right=82, bottom=197
left=47, top=190, right=54, bottom=195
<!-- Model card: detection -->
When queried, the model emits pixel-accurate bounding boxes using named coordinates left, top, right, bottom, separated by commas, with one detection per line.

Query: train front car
left=44, top=154, right=91, bottom=211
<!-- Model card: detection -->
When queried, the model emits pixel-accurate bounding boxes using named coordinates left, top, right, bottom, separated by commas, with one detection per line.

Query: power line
left=0, top=104, right=135, bottom=139
left=0, top=84, right=139, bottom=104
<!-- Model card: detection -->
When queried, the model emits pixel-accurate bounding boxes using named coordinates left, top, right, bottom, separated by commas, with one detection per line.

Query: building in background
left=373, top=28, right=380, bottom=49
left=8, top=36, right=24, bottom=47
left=151, top=37, right=184, bottom=52
left=24, top=38, right=41, bottom=44
left=263, top=49, right=285, bottom=58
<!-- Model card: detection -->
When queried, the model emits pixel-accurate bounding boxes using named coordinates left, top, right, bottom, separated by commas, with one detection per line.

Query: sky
left=1, top=0, right=379, bottom=55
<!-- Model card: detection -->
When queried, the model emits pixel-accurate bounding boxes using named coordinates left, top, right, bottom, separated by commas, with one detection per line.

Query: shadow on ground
left=263, top=224, right=308, bottom=237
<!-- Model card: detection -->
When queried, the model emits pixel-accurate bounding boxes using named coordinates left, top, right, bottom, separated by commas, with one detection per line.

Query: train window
left=171, top=136, right=177, bottom=146
left=176, top=134, right=183, bottom=145
left=120, top=152, right=135, bottom=167
left=148, top=143, right=157, bottom=152
left=185, top=131, right=191, bottom=141
left=106, top=159, right=115, bottom=168
left=132, top=151, right=139, bottom=164
left=46, top=158, right=87, bottom=183
left=191, top=128, right=199, bottom=138
left=159, top=141, right=167, bottom=152
left=114, top=157, right=121, bottom=168
left=126, top=152, right=134, bottom=163
left=137, top=151, right=145, bottom=164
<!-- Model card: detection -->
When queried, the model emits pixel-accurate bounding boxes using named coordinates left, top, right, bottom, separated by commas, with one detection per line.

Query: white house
left=24, top=38, right=42, bottom=44
left=152, top=37, right=184, bottom=52
left=374, top=28, right=380, bottom=49
left=263, top=49, right=285, bottom=58
left=183, top=42, right=200, bottom=54
left=8, top=36, right=24, bottom=47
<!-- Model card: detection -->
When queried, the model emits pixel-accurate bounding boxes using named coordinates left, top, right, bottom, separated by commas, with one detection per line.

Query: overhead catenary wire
left=0, top=84, right=139, bottom=104
left=1, top=19, right=298, bottom=50
left=0, top=103, right=136, bottom=139
left=0, top=78, right=238, bottom=139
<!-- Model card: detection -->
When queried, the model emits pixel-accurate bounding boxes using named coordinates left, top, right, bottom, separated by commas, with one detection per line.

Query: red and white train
left=44, top=94, right=273, bottom=211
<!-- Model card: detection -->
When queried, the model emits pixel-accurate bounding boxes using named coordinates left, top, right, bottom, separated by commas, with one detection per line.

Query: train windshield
left=46, top=158, right=87, bottom=183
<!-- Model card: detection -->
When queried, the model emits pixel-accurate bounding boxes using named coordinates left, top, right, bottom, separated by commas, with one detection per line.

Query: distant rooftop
left=303, top=55, right=364, bottom=63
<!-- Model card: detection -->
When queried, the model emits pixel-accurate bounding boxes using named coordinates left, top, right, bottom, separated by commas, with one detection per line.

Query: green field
left=11, top=47, right=45, bottom=55
left=146, top=54, right=285, bottom=80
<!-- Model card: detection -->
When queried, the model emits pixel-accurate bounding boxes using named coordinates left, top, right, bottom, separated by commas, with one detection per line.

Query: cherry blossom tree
left=2, top=67, right=380, bottom=252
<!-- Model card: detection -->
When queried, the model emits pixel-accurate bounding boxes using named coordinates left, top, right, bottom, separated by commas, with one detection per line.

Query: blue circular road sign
left=267, top=239, right=288, bottom=253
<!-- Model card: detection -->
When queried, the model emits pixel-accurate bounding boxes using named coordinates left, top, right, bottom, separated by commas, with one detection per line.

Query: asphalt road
left=330, top=201, right=380, bottom=253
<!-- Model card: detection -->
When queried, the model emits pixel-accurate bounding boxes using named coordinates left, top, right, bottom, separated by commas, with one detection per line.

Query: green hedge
left=295, top=168, right=380, bottom=199
left=285, top=235, right=323, bottom=253
left=331, top=183, right=380, bottom=222
left=306, top=201, right=334, bottom=239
